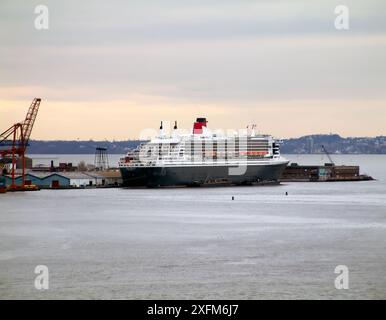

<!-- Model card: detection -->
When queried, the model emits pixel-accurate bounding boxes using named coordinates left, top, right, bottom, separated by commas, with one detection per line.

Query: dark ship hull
left=120, top=162, right=288, bottom=187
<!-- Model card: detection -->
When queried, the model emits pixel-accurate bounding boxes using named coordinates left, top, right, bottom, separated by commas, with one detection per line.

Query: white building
left=59, top=172, right=97, bottom=187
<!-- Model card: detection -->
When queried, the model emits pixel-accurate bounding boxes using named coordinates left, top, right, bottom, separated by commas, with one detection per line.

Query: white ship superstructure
left=119, top=118, right=288, bottom=187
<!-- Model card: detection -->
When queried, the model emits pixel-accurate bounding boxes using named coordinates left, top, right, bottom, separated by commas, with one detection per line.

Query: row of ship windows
left=142, top=146, right=271, bottom=151
left=139, top=153, right=270, bottom=158
left=146, top=142, right=270, bottom=148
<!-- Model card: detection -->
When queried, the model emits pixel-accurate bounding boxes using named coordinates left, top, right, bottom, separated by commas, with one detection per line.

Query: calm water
left=0, top=155, right=385, bottom=299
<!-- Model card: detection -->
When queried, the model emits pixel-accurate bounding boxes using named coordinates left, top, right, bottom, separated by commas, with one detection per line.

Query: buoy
left=285, top=192, right=288, bottom=196
left=232, top=196, right=234, bottom=200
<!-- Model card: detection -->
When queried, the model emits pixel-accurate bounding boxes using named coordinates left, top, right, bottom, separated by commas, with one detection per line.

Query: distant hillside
left=26, top=135, right=386, bottom=154
left=28, top=140, right=143, bottom=154
left=281, top=134, right=386, bottom=154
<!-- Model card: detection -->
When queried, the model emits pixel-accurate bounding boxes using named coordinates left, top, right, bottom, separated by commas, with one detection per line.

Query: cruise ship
left=119, top=118, right=289, bottom=187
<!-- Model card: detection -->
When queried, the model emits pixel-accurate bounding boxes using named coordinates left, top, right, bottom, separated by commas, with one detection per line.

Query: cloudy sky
left=0, top=0, right=385, bottom=139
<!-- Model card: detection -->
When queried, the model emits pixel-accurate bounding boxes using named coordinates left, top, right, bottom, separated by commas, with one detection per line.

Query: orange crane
left=0, top=98, right=41, bottom=191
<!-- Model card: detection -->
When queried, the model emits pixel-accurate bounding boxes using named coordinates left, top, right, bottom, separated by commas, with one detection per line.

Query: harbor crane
left=321, top=144, right=335, bottom=166
left=0, top=98, right=41, bottom=191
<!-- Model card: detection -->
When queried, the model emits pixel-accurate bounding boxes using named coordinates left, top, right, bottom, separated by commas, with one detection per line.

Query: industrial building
left=3, top=171, right=122, bottom=189
left=92, top=170, right=122, bottom=186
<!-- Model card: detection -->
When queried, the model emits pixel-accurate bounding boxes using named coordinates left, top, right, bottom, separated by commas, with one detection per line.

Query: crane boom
left=321, top=144, right=334, bottom=166
left=21, top=98, right=41, bottom=150
left=0, top=98, right=41, bottom=148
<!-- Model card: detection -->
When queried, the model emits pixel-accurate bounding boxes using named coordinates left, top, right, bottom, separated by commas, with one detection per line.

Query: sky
left=0, top=0, right=385, bottom=140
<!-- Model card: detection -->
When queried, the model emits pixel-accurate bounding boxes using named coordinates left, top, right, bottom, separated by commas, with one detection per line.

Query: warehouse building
left=27, top=172, right=70, bottom=187
left=4, top=171, right=122, bottom=188
left=5, top=173, right=71, bottom=188
left=89, top=170, right=122, bottom=186
left=59, top=172, right=97, bottom=187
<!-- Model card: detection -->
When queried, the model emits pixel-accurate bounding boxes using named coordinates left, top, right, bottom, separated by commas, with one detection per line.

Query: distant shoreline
left=26, top=134, right=386, bottom=155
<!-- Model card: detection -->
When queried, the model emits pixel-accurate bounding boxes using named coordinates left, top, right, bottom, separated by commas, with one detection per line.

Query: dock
left=281, top=163, right=374, bottom=182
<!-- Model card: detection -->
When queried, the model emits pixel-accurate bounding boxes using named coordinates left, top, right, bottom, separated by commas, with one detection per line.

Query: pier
left=281, top=163, right=373, bottom=182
